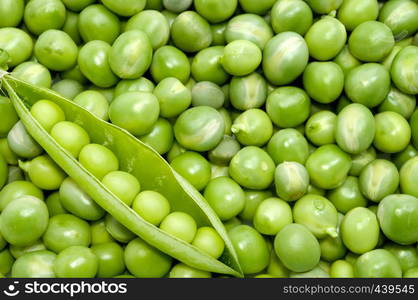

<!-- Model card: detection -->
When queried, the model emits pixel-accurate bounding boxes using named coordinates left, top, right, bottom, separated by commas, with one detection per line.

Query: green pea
left=290, top=264, right=330, bottom=278
left=125, top=10, right=169, bottom=50
left=9, top=240, right=46, bottom=259
left=271, top=0, right=312, bottom=36
left=43, top=214, right=91, bottom=253
left=274, top=223, right=320, bottom=273
left=374, top=111, right=411, bottom=153
left=31, top=97, right=63, bottom=127
left=229, top=146, right=275, bottom=190
left=171, top=151, right=211, bottom=191
left=404, top=267, right=418, bottom=278
left=263, top=32, right=309, bottom=85
left=115, top=77, right=154, bottom=98
left=226, top=14, right=273, bottom=49
left=328, top=176, right=367, bottom=214
left=0, top=180, right=44, bottom=212
left=78, top=41, right=118, bottom=88
left=140, top=118, right=174, bottom=155
left=191, top=81, right=224, bottom=109
left=79, top=144, right=119, bottom=180
left=91, top=243, right=125, bottom=278
left=350, top=147, right=376, bottom=176
left=11, top=250, right=56, bottom=278
left=61, top=65, right=88, bottom=85
left=306, top=144, right=352, bottom=190
left=0, top=28, right=33, bottom=67
left=62, top=10, right=81, bottom=45
left=167, top=141, right=187, bottom=163
left=45, top=192, right=67, bottom=217
left=266, top=252, right=290, bottom=278
left=305, top=111, right=337, bottom=146
left=0, top=154, right=6, bottom=189
left=151, top=46, right=190, bottom=83
left=267, top=129, right=309, bottom=165
left=0, top=97, right=18, bottom=138
left=62, top=0, right=95, bottom=11
left=393, top=145, right=417, bottom=169
left=169, top=263, right=211, bottom=278
left=7, top=121, right=44, bottom=159
left=132, top=191, right=171, bottom=226
left=377, top=194, right=418, bottom=245
left=153, top=78, right=191, bottom=119
left=335, top=103, right=375, bottom=155
left=400, top=157, right=418, bottom=197
left=170, top=11, right=211, bottom=53
left=78, top=4, right=120, bottom=44
left=307, top=184, right=326, bottom=197
left=275, top=162, right=309, bottom=202
left=0, top=139, right=17, bottom=166
left=379, top=87, right=416, bottom=120
left=50, top=121, right=90, bottom=158
left=266, top=87, right=311, bottom=128
left=0, top=248, right=13, bottom=275
left=238, top=0, right=275, bottom=14
left=52, top=79, right=84, bottom=100
left=359, top=159, right=399, bottom=202
left=162, top=0, right=192, bottom=12
left=382, top=45, right=403, bottom=70
left=253, top=197, right=292, bottom=236
left=210, top=23, right=227, bottom=46
left=203, top=176, right=245, bottom=221
left=210, top=164, right=229, bottom=180
left=333, top=45, right=361, bottom=75
left=390, top=46, right=418, bottom=95
left=345, top=63, right=391, bottom=108
left=337, top=0, right=379, bottom=31
left=222, top=40, right=261, bottom=77
left=229, top=72, right=267, bottom=111
left=341, top=207, right=379, bottom=254
left=231, top=109, right=272, bottom=146
left=24, top=0, right=66, bottom=35
left=239, top=190, right=272, bottom=222
left=90, top=219, right=115, bottom=245
left=192, top=226, right=225, bottom=259
left=0, top=196, right=48, bottom=247
left=355, top=249, right=402, bottom=278
left=319, top=213, right=347, bottom=263
left=102, top=171, right=141, bottom=206
left=101, top=0, right=145, bottom=16
left=12, top=61, right=52, bottom=88
left=330, top=260, right=354, bottom=278
left=0, top=0, right=24, bottom=27
left=194, top=0, right=237, bottom=23
left=19, top=155, right=66, bottom=190
left=159, top=212, right=197, bottom=243
left=54, top=246, right=98, bottom=278
left=104, top=214, right=135, bottom=243
left=384, top=243, right=418, bottom=273
left=229, top=225, right=270, bottom=274
left=379, top=0, right=418, bottom=39
left=305, top=16, right=346, bottom=61
left=73, top=91, right=109, bottom=121
left=191, top=47, right=229, bottom=85
left=208, top=135, right=240, bottom=166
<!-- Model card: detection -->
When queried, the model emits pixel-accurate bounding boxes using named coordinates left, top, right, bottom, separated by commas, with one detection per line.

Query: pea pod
left=2, top=75, right=243, bottom=277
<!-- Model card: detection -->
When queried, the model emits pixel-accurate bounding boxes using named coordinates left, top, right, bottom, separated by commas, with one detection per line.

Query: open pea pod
left=2, top=74, right=243, bottom=278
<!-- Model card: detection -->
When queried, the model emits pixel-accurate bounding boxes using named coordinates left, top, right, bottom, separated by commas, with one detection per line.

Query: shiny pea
left=54, top=246, right=98, bottom=278
left=30, top=100, right=65, bottom=134
left=52, top=79, right=84, bottom=100
left=0, top=180, right=44, bottom=212
left=211, top=23, right=227, bottom=46
left=341, top=207, right=379, bottom=254
left=229, top=72, right=267, bottom=111
left=271, top=0, right=312, bottom=36
left=153, top=77, right=191, bottom=118
left=7, top=121, right=43, bottom=159
left=328, top=176, right=367, bottom=213
left=355, top=249, right=402, bottom=278
left=192, top=227, right=225, bottom=259
left=169, top=263, right=211, bottom=278
left=0, top=0, right=24, bottom=28
left=73, top=91, right=109, bottom=121
left=222, top=40, right=261, bottom=77
left=378, top=86, right=416, bottom=119
left=151, top=45, right=190, bottom=84
left=374, top=111, right=411, bottom=153
left=62, top=0, right=95, bottom=12
left=208, top=135, right=240, bottom=166
left=337, top=0, right=379, bottom=31
left=11, top=250, right=56, bottom=278
left=195, top=0, right=237, bottom=23
left=210, top=164, right=229, bottom=180
left=0, top=249, right=14, bottom=275
left=382, top=45, right=402, bottom=70
left=115, top=77, right=154, bottom=97
left=254, top=197, right=292, bottom=236
left=378, top=194, right=418, bottom=245
left=79, top=144, right=119, bottom=180
left=9, top=240, right=46, bottom=259
left=91, top=242, right=124, bottom=277
left=305, top=111, right=337, bottom=146
left=140, top=118, right=174, bottom=155
left=267, top=129, right=309, bottom=165
left=262, top=32, right=309, bottom=85
left=320, top=214, right=347, bottom=263
left=63, top=10, right=82, bottom=45
left=160, top=212, right=197, bottom=243
left=400, top=157, right=418, bottom=197
left=91, top=219, right=115, bottom=245
left=191, top=46, right=229, bottom=85
left=163, top=0, right=192, bottom=13
left=275, top=162, right=309, bottom=202
left=384, top=243, right=418, bottom=273
left=0, top=28, right=33, bottom=67
left=349, top=147, right=376, bottom=176
left=390, top=46, right=418, bottom=95
left=379, top=0, right=418, bottom=39
left=231, top=109, right=273, bottom=146
left=102, top=0, right=145, bottom=17
left=51, top=121, right=90, bottom=158
left=104, top=214, right=135, bottom=243
left=12, top=61, right=52, bottom=88
left=191, top=81, right=224, bottom=109
left=393, top=145, right=418, bottom=169
left=45, top=192, right=67, bottom=217
left=23, top=0, right=66, bottom=35
left=239, top=190, right=273, bottom=222
left=239, top=0, right=275, bottom=14
left=330, top=260, right=354, bottom=278
left=333, top=45, right=361, bottom=75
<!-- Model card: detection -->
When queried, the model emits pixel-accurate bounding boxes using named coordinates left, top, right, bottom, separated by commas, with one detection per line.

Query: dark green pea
left=0, top=96, right=18, bottom=138
left=305, top=16, right=346, bottom=61
left=267, top=129, right=309, bottom=165
left=24, top=0, right=66, bottom=35
left=374, top=111, right=411, bottom=153
left=229, top=72, right=267, bottom=111
left=266, top=87, right=310, bottom=128
left=12, top=61, right=52, bottom=88
left=104, top=214, right=135, bottom=243
left=336, top=103, right=375, bottom=154
left=333, top=45, right=361, bottom=75
left=78, top=40, right=118, bottom=88
left=204, top=176, right=245, bottom=221
left=391, top=46, right=418, bottom=95
left=52, top=79, right=84, bottom=100
left=91, top=242, right=125, bottom=278
left=54, top=246, right=98, bottom=278
left=275, top=162, right=309, bottom=202
left=231, top=109, right=272, bottom=146
left=140, top=118, right=173, bottom=155
left=328, top=176, right=367, bottom=214
left=59, top=177, right=105, bottom=221
left=170, top=151, right=211, bottom=191
left=9, top=240, right=46, bottom=259
left=393, top=145, right=418, bottom=169
left=239, top=190, right=273, bottom=222
left=91, top=219, right=115, bottom=245
left=211, top=23, right=227, bottom=46
left=229, top=146, right=275, bottom=190
left=305, top=111, right=337, bottom=146
left=125, top=10, right=169, bottom=50
left=169, top=263, right=211, bottom=278
left=271, top=0, right=312, bottom=36
left=359, top=159, right=399, bottom=202
left=174, top=106, right=224, bottom=152
left=7, top=121, right=43, bottom=159
left=225, top=14, right=273, bottom=49
left=350, top=147, right=376, bottom=176
left=274, top=223, right=320, bottom=273
left=62, top=10, right=81, bottom=45
left=400, top=157, right=418, bottom=197
left=378, top=86, right=416, bottom=119
left=384, top=243, right=418, bottom=273
left=45, top=192, right=68, bottom=217
left=345, top=63, right=391, bottom=108
left=412, top=110, right=418, bottom=149
left=191, top=46, right=229, bottom=85
left=253, top=197, right=292, bottom=236
left=0, top=180, right=43, bottom=212
left=379, top=0, right=418, bottom=39
left=194, top=0, right=237, bottom=23
left=229, top=225, right=270, bottom=274
left=43, top=214, right=91, bottom=252
left=306, top=144, right=352, bottom=190
left=0, top=28, right=33, bottom=68
left=330, top=260, right=354, bottom=278
left=349, top=21, right=395, bottom=63
left=102, top=0, right=145, bottom=17
left=115, top=77, right=154, bottom=98
left=191, top=81, right=224, bottom=109
left=355, top=249, right=402, bottom=278
left=378, top=194, right=418, bottom=245
left=62, top=0, right=95, bottom=11
left=303, top=62, right=344, bottom=104
left=208, top=135, right=240, bottom=166
left=170, top=11, right=212, bottom=53
left=150, top=45, right=190, bottom=83
left=263, top=32, right=308, bottom=85
left=337, top=0, right=379, bottom=31
left=0, top=0, right=24, bottom=27
left=166, top=141, right=187, bottom=163
left=78, top=4, right=120, bottom=44
left=0, top=248, right=13, bottom=275
left=341, top=207, right=379, bottom=254
left=11, top=250, right=56, bottom=278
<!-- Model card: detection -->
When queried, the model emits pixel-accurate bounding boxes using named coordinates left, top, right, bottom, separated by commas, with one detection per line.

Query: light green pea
left=231, top=109, right=273, bottom=147
left=355, top=249, right=402, bottom=278
left=349, top=147, right=376, bottom=176
left=400, top=157, right=418, bottom=197
left=275, top=162, right=309, bottom=202
left=328, top=176, right=367, bottom=214
left=229, top=73, right=267, bottom=111
left=374, top=111, right=411, bottom=153
left=305, top=111, right=337, bottom=146
left=390, top=46, right=418, bottom=95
